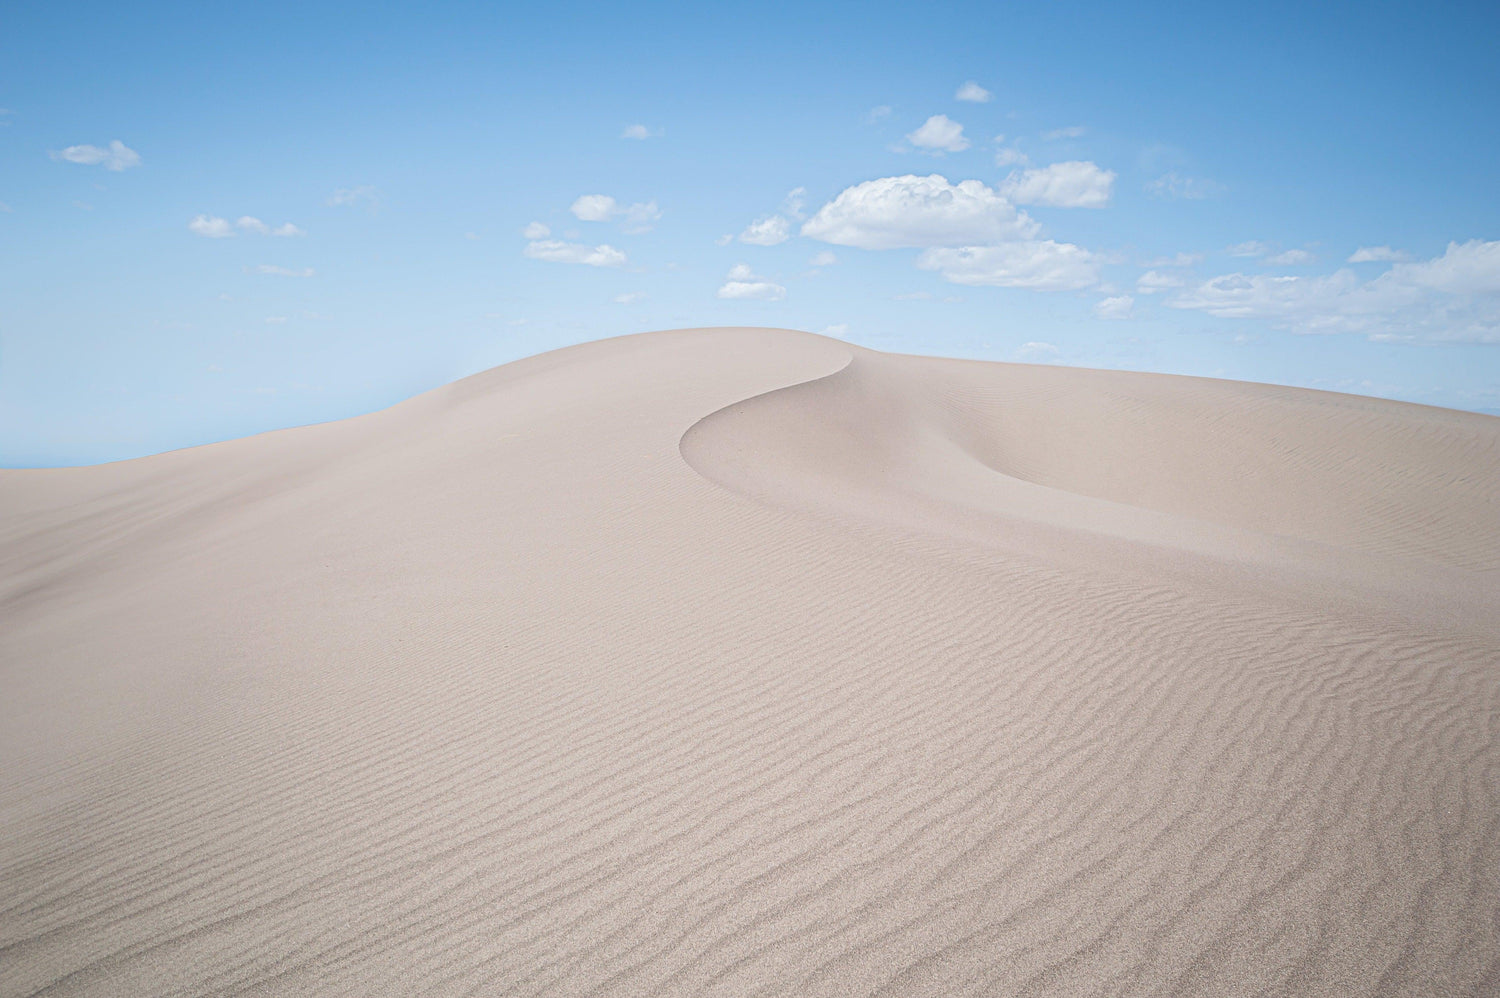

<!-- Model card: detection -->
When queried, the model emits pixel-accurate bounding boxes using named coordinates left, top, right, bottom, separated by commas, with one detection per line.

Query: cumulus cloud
left=1146, top=172, right=1224, bottom=200
left=717, top=263, right=786, bottom=301
left=906, top=115, right=971, bottom=153
left=570, top=194, right=660, bottom=232
left=1168, top=239, right=1500, bottom=342
left=1000, top=161, right=1115, bottom=208
left=916, top=240, right=1098, bottom=291
left=1095, top=295, right=1135, bottom=319
left=189, top=214, right=234, bottom=238
left=955, top=81, right=992, bottom=103
left=801, top=174, right=1037, bottom=249
left=522, top=221, right=550, bottom=239
left=328, top=185, right=377, bottom=207
left=250, top=265, right=315, bottom=277
left=739, top=216, right=790, bottom=245
left=523, top=239, right=627, bottom=267
left=1043, top=126, right=1085, bottom=140
left=1349, top=245, right=1409, bottom=263
left=51, top=140, right=140, bottom=171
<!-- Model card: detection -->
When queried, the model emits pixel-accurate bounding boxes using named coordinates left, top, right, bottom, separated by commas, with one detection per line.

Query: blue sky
left=3, top=0, right=1498, bottom=466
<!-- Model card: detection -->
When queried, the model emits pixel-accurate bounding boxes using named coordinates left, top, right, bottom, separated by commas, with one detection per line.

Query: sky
left=3, top=0, right=1499, bottom=466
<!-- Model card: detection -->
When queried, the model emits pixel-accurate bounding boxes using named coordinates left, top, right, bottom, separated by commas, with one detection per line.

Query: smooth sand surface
left=3, top=327, right=1498, bottom=996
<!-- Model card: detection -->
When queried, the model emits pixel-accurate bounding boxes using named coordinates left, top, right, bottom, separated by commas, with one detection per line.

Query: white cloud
left=613, top=291, right=646, bottom=304
left=802, top=174, right=1037, bottom=249
left=819, top=323, right=850, bottom=336
left=1095, top=295, right=1135, bottom=319
left=1017, top=341, right=1060, bottom=359
left=810, top=250, right=837, bottom=267
left=1168, top=240, right=1500, bottom=342
left=739, top=215, right=790, bottom=245
left=999, top=161, right=1115, bottom=208
left=1227, top=240, right=1271, bottom=258
left=906, top=115, right=971, bottom=153
left=994, top=148, right=1030, bottom=167
left=1043, top=126, right=1085, bottom=140
left=570, top=194, right=660, bottom=232
left=523, top=239, right=627, bottom=267
left=955, top=81, right=992, bottom=103
left=1137, top=270, right=1187, bottom=294
left=52, top=140, right=140, bottom=171
left=621, top=124, right=655, bottom=139
left=1146, top=172, right=1224, bottom=200
left=1391, top=239, right=1500, bottom=295
left=189, top=214, right=234, bottom=238
left=1349, top=245, right=1409, bottom=263
left=265, top=316, right=288, bottom=324
left=250, top=265, right=315, bottom=277
left=328, top=185, right=377, bottom=207
left=522, top=221, right=550, bottom=239
left=191, top=214, right=301, bottom=237
left=916, top=240, right=1098, bottom=291
left=1146, top=252, right=1203, bottom=268
left=571, top=194, right=617, bottom=221
left=714, top=234, right=733, bottom=246
left=866, top=105, right=892, bottom=123
left=717, top=263, right=786, bottom=301
left=782, top=187, right=808, bottom=218
left=1264, top=249, right=1314, bottom=266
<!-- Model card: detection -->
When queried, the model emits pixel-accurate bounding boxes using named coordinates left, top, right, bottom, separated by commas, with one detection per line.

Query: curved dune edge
left=2, top=327, right=1498, bottom=997
left=682, top=341, right=1500, bottom=632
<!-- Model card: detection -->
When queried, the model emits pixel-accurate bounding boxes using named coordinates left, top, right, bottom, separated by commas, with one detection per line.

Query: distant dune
left=2, top=327, right=1497, bottom=996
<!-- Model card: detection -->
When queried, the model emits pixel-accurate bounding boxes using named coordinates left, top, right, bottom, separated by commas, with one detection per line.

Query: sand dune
left=2, top=327, right=1497, bottom=996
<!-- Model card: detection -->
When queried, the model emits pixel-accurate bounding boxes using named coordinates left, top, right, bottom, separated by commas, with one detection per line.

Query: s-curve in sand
left=3, top=327, right=1498, bottom=996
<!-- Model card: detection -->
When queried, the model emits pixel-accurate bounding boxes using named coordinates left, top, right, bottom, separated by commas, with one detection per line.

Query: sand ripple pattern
left=2, top=328, right=1497, bottom=996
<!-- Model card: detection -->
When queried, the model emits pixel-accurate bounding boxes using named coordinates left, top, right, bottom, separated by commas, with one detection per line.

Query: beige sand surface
left=2, top=327, right=1497, bottom=996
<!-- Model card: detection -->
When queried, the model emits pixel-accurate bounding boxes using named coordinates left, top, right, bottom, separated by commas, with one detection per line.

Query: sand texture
left=2, top=327, right=1498, bottom=996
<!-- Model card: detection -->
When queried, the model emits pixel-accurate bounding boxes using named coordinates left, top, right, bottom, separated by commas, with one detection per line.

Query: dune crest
left=3, top=328, right=1497, bottom=996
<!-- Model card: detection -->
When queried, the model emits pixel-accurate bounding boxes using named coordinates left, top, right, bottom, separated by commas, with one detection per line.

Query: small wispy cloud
left=621, top=124, right=659, bottom=140
left=523, top=239, right=627, bottom=267
left=328, top=185, right=377, bottom=207
left=717, top=263, right=786, bottom=301
left=1043, top=126, right=1085, bottom=140
left=1264, top=249, right=1314, bottom=266
left=1094, top=295, right=1135, bottom=319
left=190, top=214, right=303, bottom=238
left=955, top=81, right=992, bottom=103
left=1146, top=172, right=1224, bottom=200
left=522, top=221, right=550, bottom=239
left=1227, top=240, right=1271, bottom=258
left=1349, top=245, right=1409, bottom=263
left=865, top=105, right=892, bottom=124
left=613, top=291, right=646, bottom=304
left=51, top=140, right=141, bottom=171
left=249, top=265, right=315, bottom=277
left=810, top=251, right=837, bottom=267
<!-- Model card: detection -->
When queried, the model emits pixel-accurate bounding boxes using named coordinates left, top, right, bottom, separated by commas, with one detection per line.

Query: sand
left=2, top=327, right=1497, bottom=996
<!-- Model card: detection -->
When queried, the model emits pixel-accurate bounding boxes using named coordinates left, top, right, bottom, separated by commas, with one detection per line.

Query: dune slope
left=2, top=328, right=1497, bottom=997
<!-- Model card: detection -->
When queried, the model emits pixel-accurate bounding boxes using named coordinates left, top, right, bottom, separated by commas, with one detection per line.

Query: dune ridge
left=2, top=327, right=1497, bottom=996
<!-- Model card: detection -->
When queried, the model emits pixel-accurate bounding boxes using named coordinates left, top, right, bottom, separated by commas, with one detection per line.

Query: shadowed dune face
left=683, top=348, right=1500, bottom=575
left=2, top=328, right=1498, bottom=997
